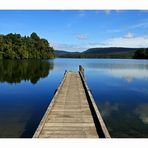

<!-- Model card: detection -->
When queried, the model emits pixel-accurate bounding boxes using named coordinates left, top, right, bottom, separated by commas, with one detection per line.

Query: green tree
left=133, top=49, right=145, bottom=59
left=0, top=32, right=54, bottom=59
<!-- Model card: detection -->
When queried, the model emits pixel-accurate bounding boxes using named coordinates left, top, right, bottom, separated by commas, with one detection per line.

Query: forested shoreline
left=0, top=32, right=54, bottom=59
left=0, top=32, right=148, bottom=60
left=55, top=48, right=148, bottom=59
left=133, top=48, right=148, bottom=59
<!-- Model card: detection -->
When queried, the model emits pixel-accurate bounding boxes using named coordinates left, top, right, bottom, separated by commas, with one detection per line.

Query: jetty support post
left=64, top=70, right=67, bottom=76
left=79, top=65, right=85, bottom=78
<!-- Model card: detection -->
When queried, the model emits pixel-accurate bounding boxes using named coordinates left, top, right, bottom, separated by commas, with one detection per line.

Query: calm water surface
left=0, top=58, right=148, bottom=138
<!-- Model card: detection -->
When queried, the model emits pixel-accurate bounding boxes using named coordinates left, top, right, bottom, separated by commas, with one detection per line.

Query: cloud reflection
left=87, top=63, right=148, bottom=82
left=107, top=69, right=148, bottom=81
left=100, top=101, right=119, bottom=117
left=135, top=104, right=148, bottom=124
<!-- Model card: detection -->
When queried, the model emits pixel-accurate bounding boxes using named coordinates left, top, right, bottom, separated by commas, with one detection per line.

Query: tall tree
left=0, top=32, right=54, bottom=59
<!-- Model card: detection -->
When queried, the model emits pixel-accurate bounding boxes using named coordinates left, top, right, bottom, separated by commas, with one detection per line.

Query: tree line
left=0, top=32, right=54, bottom=59
left=55, top=48, right=148, bottom=59
left=133, top=48, right=148, bottom=59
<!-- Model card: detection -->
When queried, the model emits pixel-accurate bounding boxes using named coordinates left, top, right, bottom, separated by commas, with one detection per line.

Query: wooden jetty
left=33, top=65, right=110, bottom=138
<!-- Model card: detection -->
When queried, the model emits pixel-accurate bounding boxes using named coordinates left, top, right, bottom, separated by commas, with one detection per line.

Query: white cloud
left=104, top=10, right=111, bottom=15
left=107, top=19, right=148, bottom=33
left=76, top=34, right=88, bottom=40
left=52, top=33, right=148, bottom=52
left=51, top=42, right=86, bottom=52
left=91, top=33, right=148, bottom=48
left=130, top=20, right=148, bottom=29
left=107, top=36, right=148, bottom=48
left=78, top=10, right=86, bottom=17
left=52, top=32, right=148, bottom=52
left=96, top=10, right=122, bottom=15
left=103, top=10, right=123, bottom=15
left=107, top=29, right=121, bottom=33
left=123, top=32, right=134, bottom=39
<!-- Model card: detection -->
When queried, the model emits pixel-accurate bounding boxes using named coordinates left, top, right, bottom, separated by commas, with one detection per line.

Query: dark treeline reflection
left=0, top=60, right=54, bottom=84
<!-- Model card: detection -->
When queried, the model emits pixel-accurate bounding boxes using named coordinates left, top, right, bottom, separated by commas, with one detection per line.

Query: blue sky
left=0, top=10, right=148, bottom=51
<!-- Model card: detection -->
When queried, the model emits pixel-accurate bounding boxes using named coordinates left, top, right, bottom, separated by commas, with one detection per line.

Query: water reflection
left=86, top=63, right=148, bottom=82
left=135, top=104, right=148, bottom=124
left=85, top=59, right=148, bottom=137
left=100, top=102, right=119, bottom=117
left=0, top=60, right=54, bottom=84
left=106, top=69, right=148, bottom=81
left=0, top=59, right=55, bottom=137
left=0, top=58, right=148, bottom=138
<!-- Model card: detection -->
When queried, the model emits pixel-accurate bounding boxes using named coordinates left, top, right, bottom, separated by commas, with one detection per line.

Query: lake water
left=0, top=58, right=148, bottom=138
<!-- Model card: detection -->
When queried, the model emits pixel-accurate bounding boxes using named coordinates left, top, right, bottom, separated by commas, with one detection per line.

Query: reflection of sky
left=131, top=88, right=148, bottom=95
left=1, top=58, right=148, bottom=137
left=98, top=69, right=148, bottom=81
left=99, top=101, right=119, bottom=117
left=85, top=62, right=148, bottom=82
left=82, top=59, right=148, bottom=137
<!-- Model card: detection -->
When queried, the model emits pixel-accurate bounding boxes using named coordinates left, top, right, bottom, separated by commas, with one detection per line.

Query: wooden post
left=79, top=65, right=84, bottom=78
left=64, top=70, right=67, bottom=76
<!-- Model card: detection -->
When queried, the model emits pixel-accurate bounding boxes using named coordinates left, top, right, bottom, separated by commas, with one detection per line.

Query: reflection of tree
left=0, top=60, right=54, bottom=84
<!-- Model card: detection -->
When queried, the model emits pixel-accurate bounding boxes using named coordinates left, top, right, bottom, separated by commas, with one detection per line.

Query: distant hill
left=55, top=50, right=81, bottom=58
left=55, top=47, right=140, bottom=58
left=83, top=47, right=137, bottom=54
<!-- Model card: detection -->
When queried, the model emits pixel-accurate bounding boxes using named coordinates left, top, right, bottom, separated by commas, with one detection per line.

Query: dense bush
left=0, top=32, right=54, bottom=59
left=133, top=48, right=148, bottom=59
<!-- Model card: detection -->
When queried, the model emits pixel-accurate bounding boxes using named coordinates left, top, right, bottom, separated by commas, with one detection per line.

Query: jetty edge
left=33, top=65, right=110, bottom=138
left=79, top=65, right=110, bottom=138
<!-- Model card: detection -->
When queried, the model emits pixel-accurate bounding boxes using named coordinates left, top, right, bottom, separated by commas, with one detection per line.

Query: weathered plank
left=33, top=68, right=110, bottom=138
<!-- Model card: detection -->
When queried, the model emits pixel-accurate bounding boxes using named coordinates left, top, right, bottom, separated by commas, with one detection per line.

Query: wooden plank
left=33, top=68, right=110, bottom=138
